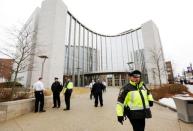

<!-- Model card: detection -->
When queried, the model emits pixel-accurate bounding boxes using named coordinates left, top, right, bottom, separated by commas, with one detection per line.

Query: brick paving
left=0, top=88, right=192, bottom=131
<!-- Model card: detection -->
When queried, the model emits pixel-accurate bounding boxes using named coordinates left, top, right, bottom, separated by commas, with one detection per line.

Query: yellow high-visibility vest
left=67, top=82, right=73, bottom=89
left=116, top=81, right=154, bottom=116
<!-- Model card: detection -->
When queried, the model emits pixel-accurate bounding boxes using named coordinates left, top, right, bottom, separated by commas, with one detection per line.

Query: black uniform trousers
left=65, top=89, right=72, bottom=110
left=93, top=92, right=103, bottom=107
left=129, top=118, right=145, bottom=131
left=34, top=91, right=44, bottom=112
left=53, top=92, right=61, bottom=107
left=90, top=89, right=93, bottom=100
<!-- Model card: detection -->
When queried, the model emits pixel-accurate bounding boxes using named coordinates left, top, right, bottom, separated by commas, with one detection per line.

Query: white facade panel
left=31, top=0, right=68, bottom=87
left=141, top=20, right=167, bottom=85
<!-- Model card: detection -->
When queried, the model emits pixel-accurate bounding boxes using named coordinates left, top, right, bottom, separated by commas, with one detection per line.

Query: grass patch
left=73, top=87, right=90, bottom=94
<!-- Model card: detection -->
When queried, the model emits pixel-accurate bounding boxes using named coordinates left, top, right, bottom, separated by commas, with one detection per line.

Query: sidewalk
left=0, top=88, right=192, bottom=131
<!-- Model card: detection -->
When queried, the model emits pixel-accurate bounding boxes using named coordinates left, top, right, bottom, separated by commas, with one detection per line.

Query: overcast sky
left=0, top=0, right=193, bottom=76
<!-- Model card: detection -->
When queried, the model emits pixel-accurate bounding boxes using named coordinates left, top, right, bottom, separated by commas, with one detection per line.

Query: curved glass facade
left=20, top=0, right=167, bottom=88
left=63, top=12, right=147, bottom=86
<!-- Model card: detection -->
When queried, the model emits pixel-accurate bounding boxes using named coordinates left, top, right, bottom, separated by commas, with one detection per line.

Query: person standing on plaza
left=51, top=77, right=63, bottom=108
left=33, top=77, right=46, bottom=113
left=180, top=78, right=184, bottom=84
left=63, top=77, right=73, bottom=111
left=102, top=80, right=107, bottom=92
left=89, top=79, right=95, bottom=100
left=91, top=79, right=105, bottom=107
left=116, top=70, right=154, bottom=131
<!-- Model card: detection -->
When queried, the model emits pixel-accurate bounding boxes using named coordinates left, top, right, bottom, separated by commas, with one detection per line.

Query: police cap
left=129, top=70, right=141, bottom=77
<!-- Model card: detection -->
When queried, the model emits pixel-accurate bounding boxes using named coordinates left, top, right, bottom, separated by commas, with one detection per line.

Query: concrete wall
left=31, top=0, right=68, bottom=88
left=141, top=20, right=168, bottom=85
left=0, top=96, right=52, bottom=122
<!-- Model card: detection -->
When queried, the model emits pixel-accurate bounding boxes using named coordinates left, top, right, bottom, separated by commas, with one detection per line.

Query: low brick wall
left=0, top=96, right=52, bottom=122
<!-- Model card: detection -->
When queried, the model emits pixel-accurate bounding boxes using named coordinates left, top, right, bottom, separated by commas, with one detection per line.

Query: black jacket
left=91, top=82, right=105, bottom=94
left=51, top=81, right=62, bottom=93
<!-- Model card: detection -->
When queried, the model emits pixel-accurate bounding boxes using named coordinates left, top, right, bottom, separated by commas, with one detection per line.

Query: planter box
left=173, top=96, right=193, bottom=122
left=0, top=96, right=52, bottom=122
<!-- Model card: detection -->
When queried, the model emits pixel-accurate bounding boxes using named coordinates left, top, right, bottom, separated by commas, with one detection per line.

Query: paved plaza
left=0, top=88, right=193, bottom=131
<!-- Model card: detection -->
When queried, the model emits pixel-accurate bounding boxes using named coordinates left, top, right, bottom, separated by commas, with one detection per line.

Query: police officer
left=51, top=77, right=63, bottom=108
left=63, top=78, right=73, bottom=111
left=116, top=70, right=154, bottom=131
left=33, top=77, right=46, bottom=113
left=91, top=79, right=105, bottom=107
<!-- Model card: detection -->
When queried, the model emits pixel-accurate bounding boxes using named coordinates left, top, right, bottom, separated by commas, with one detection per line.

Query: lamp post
left=39, top=55, right=48, bottom=78
left=127, top=62, right=134, bottom=71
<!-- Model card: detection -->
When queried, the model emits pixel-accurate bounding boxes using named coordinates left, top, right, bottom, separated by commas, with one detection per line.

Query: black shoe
left=57, top=106, right=60, bottom=108
left=40, top=110, right=46, bottom=112
left=63, top=108, right=70, bottom=111
left=100, top=104, right=103, bottom=107
left=52, top=106, right=56, bottom=108
left=34, top=111, right=38, bottom=113
left=94, top=105, right=98, bottom=107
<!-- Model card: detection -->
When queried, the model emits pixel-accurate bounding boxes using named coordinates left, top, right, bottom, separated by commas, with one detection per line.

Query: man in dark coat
left=91, top=79, right=105, bottom=107
left=51, top=77, right=63, bottom=108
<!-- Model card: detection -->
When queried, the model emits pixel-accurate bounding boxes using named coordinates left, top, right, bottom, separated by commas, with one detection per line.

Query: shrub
left=0, top=88, right=33, bottom=102
left=0, top=81, right=23, bottom=88
left=44, top=89, right=52, bottom=96
left=0, top=88, right=12, bottom=101
left=14, top=88, right=34, bottom=99
left=150, top=84, right=189, bottom=101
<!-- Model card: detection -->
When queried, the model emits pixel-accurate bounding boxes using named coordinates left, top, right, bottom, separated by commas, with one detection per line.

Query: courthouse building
left=18, top=0, right=167, bottom=87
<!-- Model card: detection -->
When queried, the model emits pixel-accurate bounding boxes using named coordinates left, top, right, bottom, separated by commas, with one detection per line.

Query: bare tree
left=0, top=23, right=36, bottom=99
left=149, top=48, right=166, bottom=87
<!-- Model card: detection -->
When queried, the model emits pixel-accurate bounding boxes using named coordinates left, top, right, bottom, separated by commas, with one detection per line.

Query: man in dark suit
left=91, top=79, right=105, bottom=107
left=51, top=77, right=63, bottom=108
